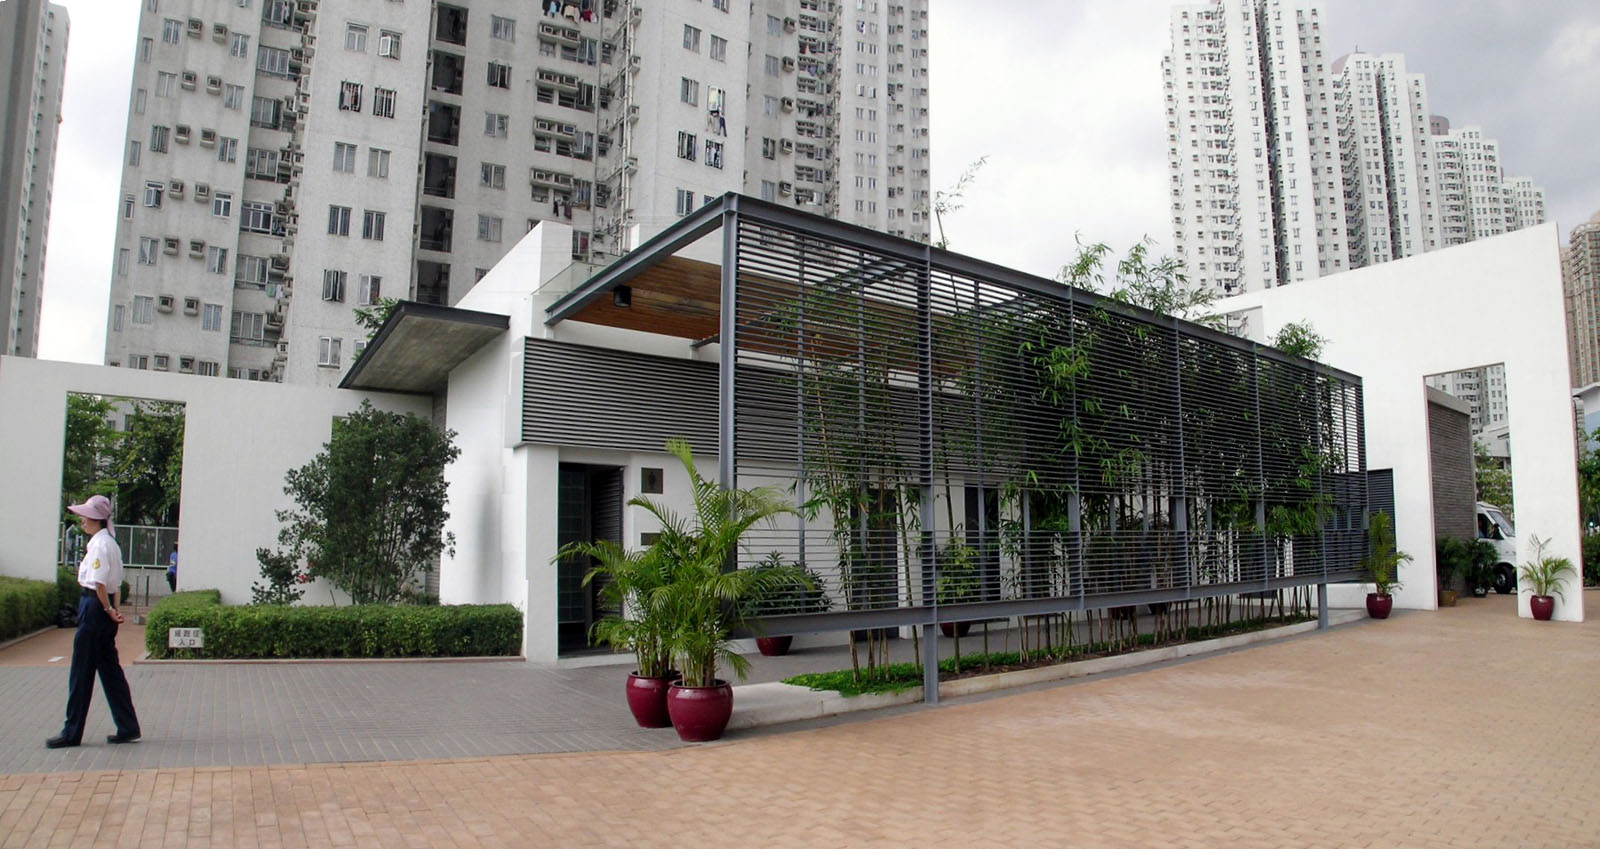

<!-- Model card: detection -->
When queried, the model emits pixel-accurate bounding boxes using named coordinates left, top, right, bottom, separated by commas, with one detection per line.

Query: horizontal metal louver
left=522, top=337, right=718, bottom=454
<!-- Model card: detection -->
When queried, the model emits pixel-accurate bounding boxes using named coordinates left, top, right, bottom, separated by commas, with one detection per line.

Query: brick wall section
left=1429, top=400, right=1476, bottom=541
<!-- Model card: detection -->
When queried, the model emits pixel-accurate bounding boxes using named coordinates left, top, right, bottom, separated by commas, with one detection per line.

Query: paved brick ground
left=3, top=592, right=1597, bottom=848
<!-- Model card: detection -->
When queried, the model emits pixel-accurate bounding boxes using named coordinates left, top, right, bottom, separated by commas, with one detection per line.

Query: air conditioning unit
left=194, top=183, right=210, bottom=200
left=778, top=181, right=793, bottom=195
left=163, top=237, right=179, bottom=255
left=188, top=239, right=206, bottom=258
left=783, top=17, right=797, bottom=32
left=780, top=138, right=794, bottom=154
left=178, top=357, right=195, bottom=374
left=153, top=354, right=171, bottom=370
left=174, top=125, right=192, bottom=144
left=630, top=5, right=642, bottom=17
left=185, top=18, right=202, bottom=37
left=156, top=295, right=175, bottom=313
left=183, top=297, right=200, bottom=315
left=782, top=57, right=796, bottom=72
left=629, top=55, right=643, bottom=67
left=205, top=75, right=222, bottom=94
left=199, top=128, right=217, bottom=147
left=169, top=179, right=185, bottom=198
left=181, top=71, right=197, bottom=90
left=212, top=23, right=228, bottom=42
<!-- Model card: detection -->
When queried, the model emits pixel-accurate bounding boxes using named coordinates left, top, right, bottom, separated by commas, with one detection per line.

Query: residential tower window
left=230, top=33, right=250, bottom=57
left=149, top=125, right=169, bottom=152
left=339, top=81, right=363, bottom=111
left=362, top=210, right=385, bottom=240
left=676, top=131, right=696, bottom=161
left=345, top=23, right=368, bottom=52
left=212, top=191, right=233, bottom=218
left=368, top=148, right=390, bottom=177
left=477, top=215, right=502, bottom=242
left=683, top=24, right=701, bottom=51
left=378, top=30, right=401, bottom=58
left=143, top=181, right=164, bottom=207
left=322, top=269, right=347, bottom=301
left=133, top=296, right=155, bottom=324
left=206, top=246, right=229, bottom=274
left=358, top=274, right=382, bottom=305
left=681, top=77, right=699, bottom=105
left=318, top=337, right=342, bottom=367
left=138, top=237, right=159, bottom=264
left=333, top=141, right=358, bottom=172
left=491, top=15, right=515, bottom=41
left=480, top=162, right=505, bottom=188
left=372, top=87, right=396, bottom=118
left=327, top=205, right=351, bottom=236
left=487, top=62, right=511, bottom=89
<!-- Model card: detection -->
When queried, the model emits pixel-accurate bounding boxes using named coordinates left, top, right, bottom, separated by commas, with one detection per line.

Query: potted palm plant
left=1361, top=511, right=1409, bottom=619
left=1434, top=537, right=1463, bottom=607
left=936, top=538, right=981, bottom=638
left=1518, top=535, right=1577, bottom=621
left=643, top=439, right=795, bottom=742
left=738, top=553, right=831, bottom=656
left=557, top=538, right=675, bottom=728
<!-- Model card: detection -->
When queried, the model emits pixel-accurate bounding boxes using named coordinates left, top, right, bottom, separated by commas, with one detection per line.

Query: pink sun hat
left=67, top=494, right=113, bottom=529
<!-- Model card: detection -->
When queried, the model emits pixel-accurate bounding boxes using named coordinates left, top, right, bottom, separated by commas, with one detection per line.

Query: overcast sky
left=35, top=0, right=1600, bottom=363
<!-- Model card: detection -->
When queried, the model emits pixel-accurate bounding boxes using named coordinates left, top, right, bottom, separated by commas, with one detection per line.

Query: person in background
left=167, top=544, right=178, bottom=593
left=47, top=495, right=141, bottom=749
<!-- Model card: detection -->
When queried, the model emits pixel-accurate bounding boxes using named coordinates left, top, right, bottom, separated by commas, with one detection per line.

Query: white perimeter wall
left=0, top=356, right=430, bottom=603
left=1218, top=224, right=1582, bottom=621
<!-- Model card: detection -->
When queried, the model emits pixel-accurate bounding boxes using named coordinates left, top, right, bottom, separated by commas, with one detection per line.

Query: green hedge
left=0, top=576, right=59, bottom=642
left=145, top=591, right=523, bottom=659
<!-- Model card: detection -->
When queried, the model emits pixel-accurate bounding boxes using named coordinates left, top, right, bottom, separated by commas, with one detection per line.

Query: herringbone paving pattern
left=3, top=593, right=1597, bottom=847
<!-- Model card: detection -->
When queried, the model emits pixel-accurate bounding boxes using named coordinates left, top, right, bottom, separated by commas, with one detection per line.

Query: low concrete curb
left=729, top=609, right=1366, bottom=731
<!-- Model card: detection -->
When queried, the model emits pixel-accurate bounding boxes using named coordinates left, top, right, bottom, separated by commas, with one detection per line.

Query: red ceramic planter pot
left=755, top=635, right=793, bottom=656
left=1530, top=594, right=1555, bottom=621
left=625, top=672, right=674, bottom=728
left=939, top=621, right=971, bottom=639
left=667, top=680, right=734, bottom=742
left=1366, top=592, right=1393, bottom=620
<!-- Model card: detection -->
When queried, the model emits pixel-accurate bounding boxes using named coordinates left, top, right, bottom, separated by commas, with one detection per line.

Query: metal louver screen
left=522, top=337, right=717, bottom=454
left=727, top=216, right=1367, bottom=620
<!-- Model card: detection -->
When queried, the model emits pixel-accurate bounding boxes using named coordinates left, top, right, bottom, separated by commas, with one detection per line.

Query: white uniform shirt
left=78, top=528, right=124, bottom=596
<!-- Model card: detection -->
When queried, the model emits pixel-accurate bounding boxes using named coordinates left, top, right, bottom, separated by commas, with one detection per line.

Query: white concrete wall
left=0, top=356, right=429, bottom=602
left=1218, top=224, right=1582, bottom=620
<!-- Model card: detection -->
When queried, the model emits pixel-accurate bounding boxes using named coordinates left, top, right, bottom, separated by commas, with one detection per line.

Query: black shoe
left=45, top=736, right=78, bottom=749
left=106, top=732, right=141, bottom=744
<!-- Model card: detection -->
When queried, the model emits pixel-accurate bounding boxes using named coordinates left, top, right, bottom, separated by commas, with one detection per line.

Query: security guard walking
left=47, top=495, right=141, bottom=748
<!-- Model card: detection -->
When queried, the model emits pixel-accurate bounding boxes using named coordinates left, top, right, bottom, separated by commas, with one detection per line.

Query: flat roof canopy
left=339, top=301, right=509, bottom=394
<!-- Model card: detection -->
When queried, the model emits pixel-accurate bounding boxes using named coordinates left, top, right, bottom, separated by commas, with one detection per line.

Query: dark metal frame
left=548, top=194, right=1367, bottom=702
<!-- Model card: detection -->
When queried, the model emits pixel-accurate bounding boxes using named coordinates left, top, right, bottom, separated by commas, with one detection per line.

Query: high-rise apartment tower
left=0, top=0, right=68, bottom=358
left=105, top=0, right=931, bottom=385
left=1163, top=0, right=1544, bottom=296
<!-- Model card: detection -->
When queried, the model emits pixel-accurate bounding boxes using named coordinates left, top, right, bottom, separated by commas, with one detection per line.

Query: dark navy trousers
left=58, top=593, right=140, bottom=743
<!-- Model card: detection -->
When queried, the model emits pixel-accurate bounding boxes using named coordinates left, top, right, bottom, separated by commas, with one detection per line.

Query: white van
left=1475, top=502, right=1517, bottom=594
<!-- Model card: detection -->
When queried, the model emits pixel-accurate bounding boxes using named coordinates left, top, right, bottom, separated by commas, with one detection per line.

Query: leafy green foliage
left=1361, top=511, right=1410, bottom=595
left=0, top=577, right=59, bottom=641
left=145, top=590, right=521, bottom=658
left=269, top=401, right=459, bottom=605
left=784, top=613, right=1314, bottom=696
left=561, top=537, right=673, bottom=677
left=60, top=394, right=119, bottom=512
left=1057, top=237, right=1223, bottom=329
left=1583, top=533, right=1600, bottom=588
left=250, top=548, right=306, bottom=605
left=1271, top=321, right=1326, bottom=360
left=1518, top=535, right=1577, bottom=600
left=637, top=438, right=795, bottom=688
left=353, top=297, right=401, bottom=343
left=1437, top=536, right=1497, bottom=593
left=1474, top=440, right=1513, bottom=518
left=1577, top=428, right=1600, bottom=526
left=110, top=401, right=186, bottom=526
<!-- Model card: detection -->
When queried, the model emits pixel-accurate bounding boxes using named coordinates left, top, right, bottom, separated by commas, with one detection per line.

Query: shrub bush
left=145, top=591, right=522, bottom=659
left=0, top=576, right=59, bottom=642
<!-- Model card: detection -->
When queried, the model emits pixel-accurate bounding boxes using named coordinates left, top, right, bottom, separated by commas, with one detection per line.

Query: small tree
left=1473, top=439, right=1513, bottom=518
left=111, top=400, right=186, bottom=526
left=271, top=401, right=459, bottom=605
left=61, top=393, right=119, bottom=511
